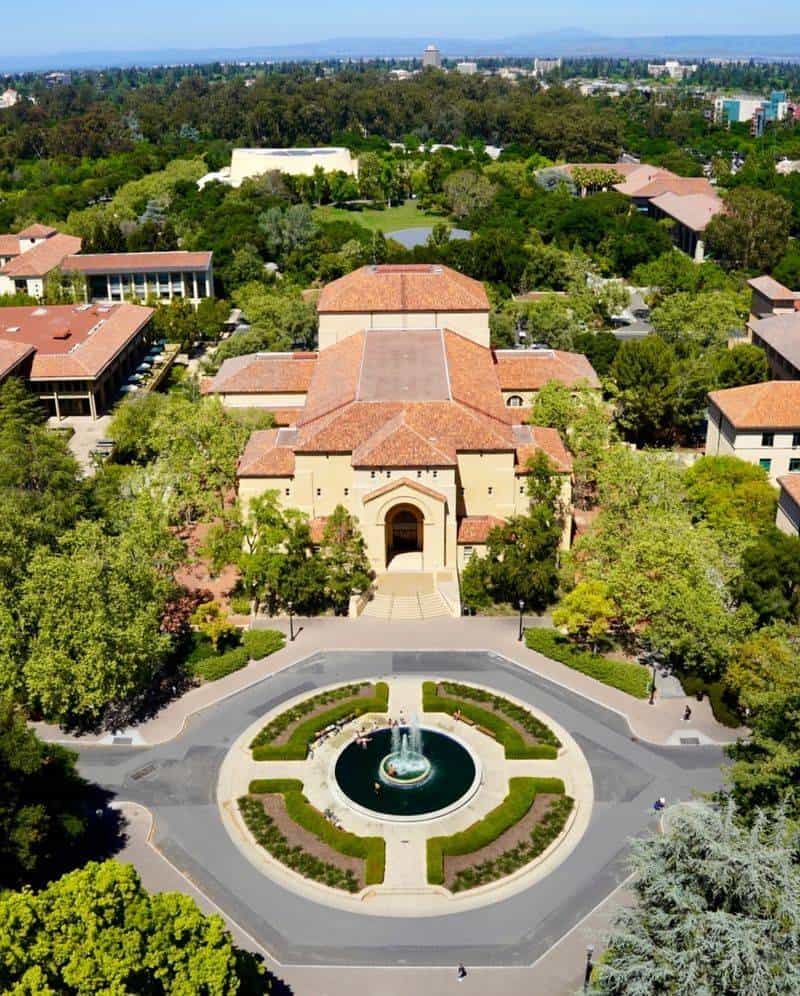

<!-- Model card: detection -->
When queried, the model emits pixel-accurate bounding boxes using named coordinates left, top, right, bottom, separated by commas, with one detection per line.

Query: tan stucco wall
left=456, top=452, right=516, bottom=518
left=317, top=310, right=490, bottom=350
left=230, top=147, right=358, bottom=185
left=706, top=406, right=800, bottom=482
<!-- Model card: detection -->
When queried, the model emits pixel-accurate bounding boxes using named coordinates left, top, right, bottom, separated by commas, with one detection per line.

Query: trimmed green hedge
left=439, top=681, right=561, bottom=747
left=192, top=646, right=248, bottom=681
left=428, top=777, right=566, bottom=885
left=242, top=628, right=285, bottom=659
left=251, top=682, right=389, bottom=760
left=245, top=779, right=385, bottom=886
left=422, top=682, right=558, bottom=759
left=525, top=628, right=650, bottom=699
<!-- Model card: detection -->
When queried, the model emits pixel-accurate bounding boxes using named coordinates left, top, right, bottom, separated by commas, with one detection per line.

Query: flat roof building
left=63, top=250, right=214, bottom=306
left=229, top=147, right=358, bottom=187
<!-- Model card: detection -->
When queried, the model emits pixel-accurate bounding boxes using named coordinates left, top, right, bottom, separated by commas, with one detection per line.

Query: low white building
left=705, top=381, right=800, bottom=482
left=229, top=147, right=358, bottom=187
left=647, top=60, right=697, bottom=79
left=0, top=225, right=82, bottom=298
left=0, top=88, right=19, bottom=109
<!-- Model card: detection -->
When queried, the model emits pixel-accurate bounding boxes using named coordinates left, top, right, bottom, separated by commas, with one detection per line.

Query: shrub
left=191, top=646, right=248, bottom=681
left=229, top=593, right=252, bottom=615
left=242, top=628, right=285, bottom=660
left=422, top=682, right=558, bottom=759
left=427, top=777, right=566, bottom=885
left=439, top=681, right=561, bottom=747
left=525, top=628, right=650, bottom=699
left=678, top=672, right=740, bottom=728
left=251, top=682, right=389, bottom=760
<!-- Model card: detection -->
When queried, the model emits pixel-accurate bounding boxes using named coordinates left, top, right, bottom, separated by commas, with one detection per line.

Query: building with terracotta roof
left=0, top=226, right=82, bottom=298
left=236, top=266, right=597, bottom=613
left=63, top=250, right=213, bottom=306
left=0, top=302, right=154, bottom=417
left=745, top=275, right=800, bottom=380
left=776, top=474, right=800, bottom=535
left=705, top=381, right=800, bottom=482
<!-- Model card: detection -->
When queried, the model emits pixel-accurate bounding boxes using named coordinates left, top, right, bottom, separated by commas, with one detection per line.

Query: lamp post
left=583, top=944, right=595, bottom=991
left=649, top=660, right=657, bottom=705
left=517, top=599, right=525, bottom=642
left=288, top=601, right=295, bottom=642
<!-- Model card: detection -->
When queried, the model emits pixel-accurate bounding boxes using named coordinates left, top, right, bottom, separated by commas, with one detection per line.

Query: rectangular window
left=762, top=432, right=775, bottom=447
left=793, top=433, right=800, bottom=447
left=759, top=458, right=772, bottom=472
left=344, top=488, right=349, bottom=497
left=789, top=459, right=800, bottom=472
left=463, top=546, right=473, bottom=562
left=196, top=274, right=207, bottom=297
left=285, top=488, right=290, bottom=496
left=316, top=488, right=321, bottom=497
left=488, top=486, right=493, bottom=495
left=432, top=470, right=438, bottom=478
left=386, top=471, right=391, bottom=478
left=417, top=470, right=423, bottom=478
left=370, top=471, right=376, bottom=479
left=520, top=485, right=525, bottom=495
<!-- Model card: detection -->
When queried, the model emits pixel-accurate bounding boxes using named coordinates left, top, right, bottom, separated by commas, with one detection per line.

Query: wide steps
left=361, top=591, right=450, bottom=621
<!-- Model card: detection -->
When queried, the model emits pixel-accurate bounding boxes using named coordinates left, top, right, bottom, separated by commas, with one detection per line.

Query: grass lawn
left=313, top=199, right=444, bottom=233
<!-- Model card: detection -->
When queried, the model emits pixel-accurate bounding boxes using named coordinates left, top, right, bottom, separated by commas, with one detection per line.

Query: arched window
left=507, top=395, right=524, bottom=408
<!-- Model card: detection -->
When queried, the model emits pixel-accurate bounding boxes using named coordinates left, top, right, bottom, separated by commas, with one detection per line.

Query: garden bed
left=185, top=628, right=285, bottom=682
left=422, top=681, right=560, bottom=759
left=524, top=628, right=650, bottom=699
left=250, top=682, right=389, bottom=760
left=427, top=777, right=573, bottom=892
left=240, top=779, right=385, bottom=892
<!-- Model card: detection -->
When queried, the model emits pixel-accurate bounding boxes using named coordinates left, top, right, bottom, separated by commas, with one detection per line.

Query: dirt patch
left=271, top=684, right=377, bottom=746
left=436, top=684, right=552, bottom=748
left=260, top=794, right=365, bottom=887
left=443, top=794, right=558, bottom=889
left=175, top=519, right=241, bottom=609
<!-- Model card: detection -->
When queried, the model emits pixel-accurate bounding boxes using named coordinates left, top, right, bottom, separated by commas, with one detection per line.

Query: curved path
left=74, top=648, right=725, bottom=968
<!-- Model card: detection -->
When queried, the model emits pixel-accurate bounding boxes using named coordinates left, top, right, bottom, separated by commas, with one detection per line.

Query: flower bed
left=525, top=628, right=650, bottom=699
left=427, top=777, right=572, bottom=890
left=422, top=682, right=559, bottom=759
left=250, top=682, right=389, bottom=761
left=240, top=779, right=385, bottom=891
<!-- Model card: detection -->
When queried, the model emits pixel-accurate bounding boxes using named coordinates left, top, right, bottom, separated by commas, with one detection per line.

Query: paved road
left=75, top=649, right=724, bottom=970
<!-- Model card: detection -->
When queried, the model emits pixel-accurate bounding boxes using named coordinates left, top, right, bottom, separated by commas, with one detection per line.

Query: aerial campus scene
left=2, top=4, right=800, bottom=995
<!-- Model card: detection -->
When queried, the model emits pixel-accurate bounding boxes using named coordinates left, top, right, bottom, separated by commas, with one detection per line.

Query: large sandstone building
left=215, top=265, right=599, bottom=617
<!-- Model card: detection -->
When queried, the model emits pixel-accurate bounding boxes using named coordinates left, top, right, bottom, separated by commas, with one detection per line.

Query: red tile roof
left=493, top=348, right=600, bottom=391
left=514, top=425, right=573, bottom=474
left=17, top=224, right=57, bottom=238
left=238, top=429, right=297, bottom=477
left=446, top=331, right=510, bottom=423
left=317, top=264, right=489, bottom=313
left=748, top=276, right=800, bottom=301
left=457, top=515, right=505, bottom=543
left=63, top=250, right=212, bottom=274
left=708, top=381, right=800, bottom=429
left=207, top=352, right=317, bottom=394
left=649, top=191, right=724, bottom=232
left=0, top=339, right=35, bottom=380
left=0, top=233, right=82, bottom=278
left=0, top=235, right=20, bottom=256
left=0, top=302, right=152, bottom=381
left=352, top=412, right=457, bottom=467
left=778, top=474, right=800, bottom=506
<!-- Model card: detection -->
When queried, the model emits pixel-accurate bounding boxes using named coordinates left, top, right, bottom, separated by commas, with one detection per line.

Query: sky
left=0, top=0, right=791, bottom=56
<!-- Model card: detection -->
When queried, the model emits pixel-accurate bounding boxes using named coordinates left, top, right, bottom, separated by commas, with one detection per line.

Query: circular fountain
left=334, top=718, right=480, bottom=820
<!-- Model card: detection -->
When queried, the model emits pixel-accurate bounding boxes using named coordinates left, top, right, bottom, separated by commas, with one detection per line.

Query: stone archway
left=385, top=503, right=424, bottom=566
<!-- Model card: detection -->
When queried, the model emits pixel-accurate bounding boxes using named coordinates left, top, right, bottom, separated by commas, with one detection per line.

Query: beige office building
left=229, top=147, right=358, bottom=187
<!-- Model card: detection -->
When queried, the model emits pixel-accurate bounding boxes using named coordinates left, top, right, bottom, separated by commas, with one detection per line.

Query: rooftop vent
left=5, top=326, right=20, bottom=333
left=52, top=328, right=71, bottom=340
left=32, top=307, right=47, bottom=316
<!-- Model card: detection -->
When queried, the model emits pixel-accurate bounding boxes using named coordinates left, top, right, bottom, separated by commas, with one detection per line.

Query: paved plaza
left=73, top=644, right=726, bottom=978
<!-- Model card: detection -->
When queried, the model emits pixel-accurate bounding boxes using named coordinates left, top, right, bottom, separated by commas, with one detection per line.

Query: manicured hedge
left=422, top=682, right=558, bottom=759
left=439, top=681, right=561, bottom=747
left=427, top=777, right=565, bottom=885
left=245, top=779, right=385, bottom=886
left=242, top=628, right=285, bottom=659
left=251, top=682, right=389, bottom=760
left=525, top=628, right=650, bottom=699
left=192, top=646, right=248, bottom=681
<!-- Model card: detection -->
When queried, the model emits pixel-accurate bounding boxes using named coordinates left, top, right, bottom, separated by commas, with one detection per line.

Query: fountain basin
left=333, top=726, right=481, bottom=821
left=379, top=751, right=432, bottom=785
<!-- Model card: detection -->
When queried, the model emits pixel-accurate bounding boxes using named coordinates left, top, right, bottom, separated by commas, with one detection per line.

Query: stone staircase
left=361, top=590, right=451, bottom=621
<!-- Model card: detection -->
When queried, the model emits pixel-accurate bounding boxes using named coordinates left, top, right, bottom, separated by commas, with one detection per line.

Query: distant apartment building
left=647, top=60, right=697, bottom=79
left=534, top=58, right=562, bottom=75
left=0, top=88, right=19, bottom=109
left=62, top=251, right=214, bottom=306
left=746, top=276, right=800, bottom=380
left=422, top=44, right=442, bottom=69
left=714, top=91, right=788, bottom=135
left=44, top=71, right=71, bottom=87
left=0, top=302, right=153, bottom=418
left=705, top=381, right=800, bottom=483
left=0, top=225, right=82, bottom=298
left=456, top=61, right=477, bottom=76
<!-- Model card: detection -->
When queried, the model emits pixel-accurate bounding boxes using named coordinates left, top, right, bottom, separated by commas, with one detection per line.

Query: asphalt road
left=75, top=650, right=725, bottom=967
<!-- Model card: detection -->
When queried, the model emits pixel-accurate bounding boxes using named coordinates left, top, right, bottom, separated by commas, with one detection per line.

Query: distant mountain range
left=4, top=30, right=800, bottom=73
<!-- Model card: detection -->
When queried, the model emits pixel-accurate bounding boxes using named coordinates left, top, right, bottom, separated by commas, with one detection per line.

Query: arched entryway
left=385, top=503, right=424, bottom=566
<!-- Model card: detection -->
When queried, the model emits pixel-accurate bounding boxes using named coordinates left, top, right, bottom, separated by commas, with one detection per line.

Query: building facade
left=776, top=474, right=800, bottom=535
left=233, top=265, right=598, bottom=615
left=422, top=44, right=442, bottom=69
left=63, top=251, right=214, bottom=306
left=228, top=148, right=358, bottom=187
left=746, top=275, right=800, bottom=379
left=0, top=225, right=82, bottom=298
left=705, top=381, right=800, bottom=482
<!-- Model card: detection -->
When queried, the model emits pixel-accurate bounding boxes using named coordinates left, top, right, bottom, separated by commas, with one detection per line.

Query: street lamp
left=649, top=659, right=657, bottom=705
left=583, top=944, right=595, bottom=991
left=517, top=599, right=525, bottom=642
left=288, top=601, right=295, bottom=642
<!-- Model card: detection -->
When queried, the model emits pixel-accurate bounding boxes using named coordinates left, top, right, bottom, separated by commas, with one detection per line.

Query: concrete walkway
left=36, top=616, right=742, bottom=749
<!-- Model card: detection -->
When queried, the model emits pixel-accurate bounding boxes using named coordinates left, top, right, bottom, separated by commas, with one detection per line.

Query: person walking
left=683, top=705, right=692, bottom=721
left=457, top=964, right=467, bottom=982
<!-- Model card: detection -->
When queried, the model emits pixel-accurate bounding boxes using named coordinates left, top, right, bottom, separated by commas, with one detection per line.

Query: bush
left=242, top=628, right=285, bottom=660
left=427, top=777, right=567, bottom=885
left=192, top=646, right=248, bottom=681
left=525, top=628, right=650, bottom=699
left=439, top=681, right=561, bottom=747
left=229, top=593, right=252, bottom=615
left=244, top=780, right=385, bottom=886
left=251, top=682, right=389, bottom=760
left=422, top=682, right=558, bottom=759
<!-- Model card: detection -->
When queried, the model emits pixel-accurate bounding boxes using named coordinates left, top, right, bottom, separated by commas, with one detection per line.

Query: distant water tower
left=422, top=43, right=442, bottom=69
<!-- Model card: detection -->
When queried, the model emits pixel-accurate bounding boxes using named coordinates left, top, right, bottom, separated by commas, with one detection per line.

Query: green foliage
left=588, top=802, right=800, bottom=996
left=0, top=859, right=268, bottom=995
left=631, top=251, right=732, bottom=297
left=242, top=628, right=285, bottom=659
left=427, top=777, right=569, bottom=886
left=251, top=683, right=389, bottom=760
left=0, top=696, right=90, bottom=889
left=318, top=506, right=374, bottom=615
left=610, top=335, right=676, bottom=445
left=525, top=628, right=651, bottom=698
left=684, top=456, right=777, bottom=550
left=734, top=530, right=800, bottom=625
left=191, top=646, right=248, bottom=681
left=435, top=681, right=560, bottom=747
left=459, top=555, right=494, bottom=611
left=190, top=600, right=237, bottom=651
left=650, top=290, right=748, bottom=347
left=706, top=186, right=793, bottom=272
left=552, top=579, right=616, bottom=650
left=714, top=342, right=769, bottom=389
